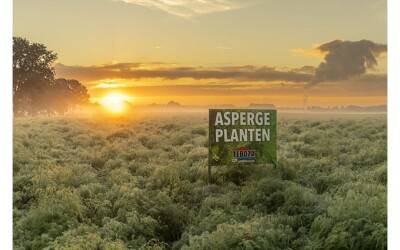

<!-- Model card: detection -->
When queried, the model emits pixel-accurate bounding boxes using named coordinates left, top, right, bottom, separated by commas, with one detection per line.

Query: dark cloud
left=309, top=74, right=387, bottom=96
left=55, top=63, right=312, bottom=83
left=309, top=39, right=387, bottom=87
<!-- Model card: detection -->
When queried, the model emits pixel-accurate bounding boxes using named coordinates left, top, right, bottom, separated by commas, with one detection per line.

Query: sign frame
left=208, top=108, right=277, bottom=180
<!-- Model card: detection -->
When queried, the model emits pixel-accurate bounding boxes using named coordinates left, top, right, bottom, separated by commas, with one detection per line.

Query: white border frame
left=0, top=0, right=13, bottom=248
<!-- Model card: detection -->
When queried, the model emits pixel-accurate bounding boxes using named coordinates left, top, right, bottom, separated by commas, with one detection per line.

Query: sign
left=209, top=109, right=277, bottom=166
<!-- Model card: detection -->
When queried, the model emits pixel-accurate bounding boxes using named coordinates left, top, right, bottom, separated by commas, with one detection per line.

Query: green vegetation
left=13, top=113, right=387, bottom=249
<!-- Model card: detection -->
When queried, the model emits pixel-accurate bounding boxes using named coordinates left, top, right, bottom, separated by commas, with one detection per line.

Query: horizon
left=87, top=99, right=388, bottom=111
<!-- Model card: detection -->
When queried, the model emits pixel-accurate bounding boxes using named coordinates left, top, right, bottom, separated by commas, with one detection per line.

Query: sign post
left=208, top=109, right=277, bottom=181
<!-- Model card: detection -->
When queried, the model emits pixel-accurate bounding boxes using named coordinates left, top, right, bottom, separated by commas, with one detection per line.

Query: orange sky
left=14, top=0, right=387, bottom=107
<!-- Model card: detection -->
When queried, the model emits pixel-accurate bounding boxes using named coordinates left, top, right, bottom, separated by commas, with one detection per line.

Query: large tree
left=13, top=37, right=89, bottom=115
left=13, top=37, right=57, bottom=114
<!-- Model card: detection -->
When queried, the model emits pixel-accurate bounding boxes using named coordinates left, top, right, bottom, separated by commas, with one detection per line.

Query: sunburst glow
left=99, top=93, right=133, bottom=113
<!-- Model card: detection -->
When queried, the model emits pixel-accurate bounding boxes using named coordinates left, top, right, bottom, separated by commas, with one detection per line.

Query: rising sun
left=99, top=93, right=133, bottom=113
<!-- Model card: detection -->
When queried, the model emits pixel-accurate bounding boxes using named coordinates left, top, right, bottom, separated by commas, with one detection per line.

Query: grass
left=13, top=112, right=387, bottom=249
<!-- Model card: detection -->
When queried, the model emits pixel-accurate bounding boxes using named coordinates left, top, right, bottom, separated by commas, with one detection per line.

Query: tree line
left=13, top=37, right=89, bottom=116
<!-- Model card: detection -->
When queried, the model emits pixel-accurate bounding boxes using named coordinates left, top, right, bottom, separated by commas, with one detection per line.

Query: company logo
left=232, top=147, right=256, bottom=163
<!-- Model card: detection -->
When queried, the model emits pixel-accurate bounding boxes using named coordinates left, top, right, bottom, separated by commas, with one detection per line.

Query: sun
left=99, top=93, right=133, bottom=113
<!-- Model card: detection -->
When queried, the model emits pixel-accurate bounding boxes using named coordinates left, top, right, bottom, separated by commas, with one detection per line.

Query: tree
left=13, top=37, right=90, bottom=115
left=13, top=37, right=57, bottom=114
left=50, top=79, right=90, bottom=114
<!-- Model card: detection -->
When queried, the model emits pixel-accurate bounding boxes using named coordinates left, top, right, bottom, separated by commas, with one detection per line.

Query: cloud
left=292, top=66, right=316, bottom=74
left=308, top=74, right=387, bottom=97
left=88, top=74, right=387, bottom=98
left=90, top=83, right=304, bottom=97
left=55, top=63, right=313, bottom=83
left=115, top=0, right=252, bottom=18
left=309, top=39, right=387, bottom=87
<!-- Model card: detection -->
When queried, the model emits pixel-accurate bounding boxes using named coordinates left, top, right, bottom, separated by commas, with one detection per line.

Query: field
left=13, top=112, right=387, bottom=250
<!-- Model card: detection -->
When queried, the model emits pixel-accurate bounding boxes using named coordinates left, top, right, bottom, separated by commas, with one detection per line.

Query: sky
left=14, top=0, right=387, bottom=107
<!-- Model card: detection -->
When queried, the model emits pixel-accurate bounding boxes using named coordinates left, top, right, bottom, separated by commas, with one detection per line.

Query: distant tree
left=50, top=79, right=90, bottom=114
left=13, top=37, right=90, bottom=115
left=167, top=101, right=181, bottom=107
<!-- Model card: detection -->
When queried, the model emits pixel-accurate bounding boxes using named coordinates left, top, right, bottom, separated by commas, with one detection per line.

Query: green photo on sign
left=209, top=109, right=277, bottom=166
